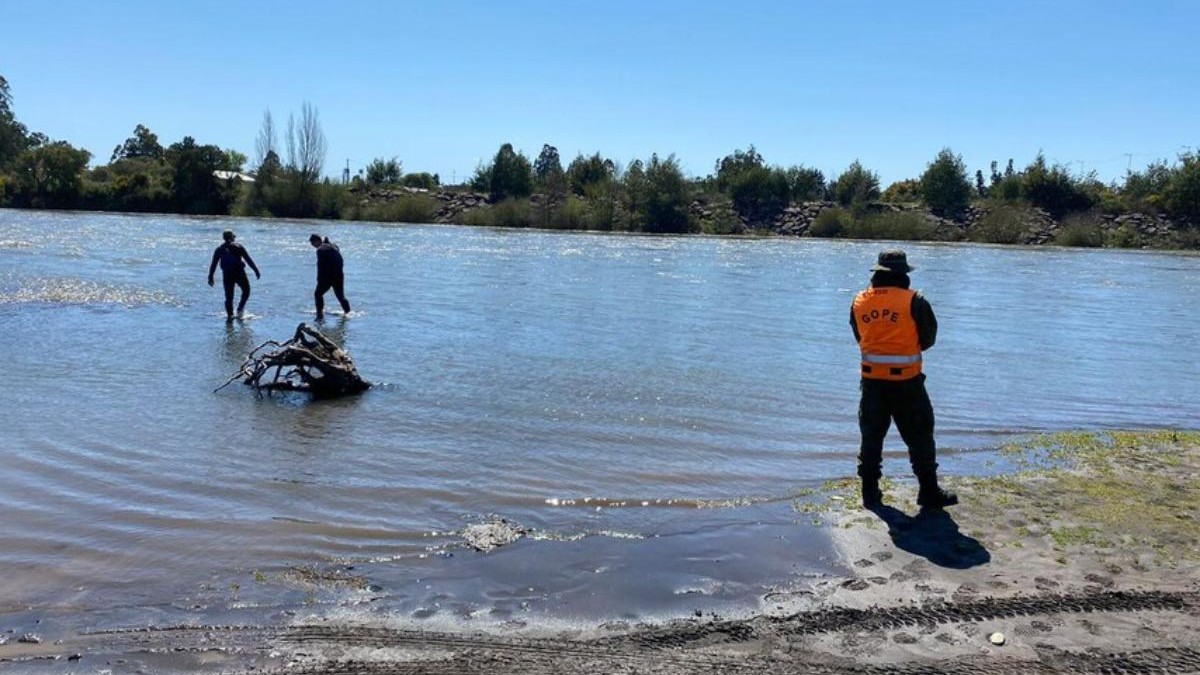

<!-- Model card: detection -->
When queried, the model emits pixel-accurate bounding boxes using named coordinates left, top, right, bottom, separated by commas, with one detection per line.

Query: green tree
left=1020, top=153, right=1093, bottom=218
left=785, top=165, right=826, bottom=201
left=488, top=142, right=533, bottom=199
left=101, top=155, right=172, bottom=212
left=165, top=136, right=229, bottom=214
left=254, top=109, right=277, bottom=172
left=222, top=150, right=247, bottom=172
left=920, top=147, right=972, bottom=217
left=365, top=157, right=402, bottom=185
left=566, top=152, right=615, bottom=195
left=1120, top=160, right=1171, bottom=213
left=832, top=160, right=880, bottom=208
left=0, top=74, right=36, bottom=172
left=630, top=153, right=692, bottom=233
left=1164, top=152, right=1200, bottom=225
left=237, top=149, right=281, bottom=216
left=729, top=165, right=790, bottom=221
left=469, top=160, right=490, bottom=192
left=714, top=146, right=789, bottom=221
left=266, top=102, right=328, bottom=218
left=714, top=145, right=763, bottom=192
left=534, top=143, right=567, bottom=201
left=533, top=144, right=563, bottom=184
left=285, top=102, right=326, bottom=183
left=11, top=140, right=91, bottom=208
left=110, top=124, right=164, bottom=162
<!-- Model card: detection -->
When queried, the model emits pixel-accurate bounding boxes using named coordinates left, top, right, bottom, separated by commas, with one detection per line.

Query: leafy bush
left=358, top=194, right=438, bottom=223
left=460, top=206, right=492, bottom=226
left=845, top=211, right=939, bottom=241
left=990, top=175, right=1022, bottom=202
left=969, top=203, right=1030, bottom=244
left=1120, top=160, right=1171, bottom=213
left=809, top=207, right=850, bottom=237
left=882, top=179, right=921, bottom=203
left=728, top=165, right=790, bottom=221
left=1105, top=223, right=1144, bottom=249
left=489, top=198, right=533, bottom=227
left=1168, top=228, right=1200, bottom=250
left=920, top=147, right=971, bottom=217
left=1054, top=213, right=1104, bottom=247
left=582, top=181, right=623, bottom=231
left=314, top=180, right=348, bottom=219
left=697, top=199, right=745, bottom=235
left=401, top=172, right=439, bottom=189
left=553, top=195, right=589, bottom=229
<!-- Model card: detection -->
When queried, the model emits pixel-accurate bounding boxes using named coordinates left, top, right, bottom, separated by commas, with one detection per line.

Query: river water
left=1, top=210, right=1197, bottom=629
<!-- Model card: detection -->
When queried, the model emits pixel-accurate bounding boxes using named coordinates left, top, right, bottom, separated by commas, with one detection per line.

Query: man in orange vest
left=850, top=250, right=957, bottom=510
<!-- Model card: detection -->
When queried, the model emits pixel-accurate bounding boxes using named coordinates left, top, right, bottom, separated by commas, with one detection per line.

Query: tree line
left=1, top=74, right=1197, bottom=242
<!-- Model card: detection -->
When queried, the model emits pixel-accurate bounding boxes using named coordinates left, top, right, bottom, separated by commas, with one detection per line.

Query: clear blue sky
left=3, top=0, right=1197, bottom=186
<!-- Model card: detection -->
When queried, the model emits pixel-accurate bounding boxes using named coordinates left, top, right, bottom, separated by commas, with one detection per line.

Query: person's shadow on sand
left=867, top=505, right=990, bottom=569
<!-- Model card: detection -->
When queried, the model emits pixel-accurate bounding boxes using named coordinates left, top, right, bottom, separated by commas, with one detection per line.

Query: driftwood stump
left=216, top=322, right=370, bottom=398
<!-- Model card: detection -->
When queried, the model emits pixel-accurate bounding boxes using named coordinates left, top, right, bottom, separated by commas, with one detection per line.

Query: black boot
left=916, top=473, right=958, bottom=509
left=861, top=476, right=883, bottom=508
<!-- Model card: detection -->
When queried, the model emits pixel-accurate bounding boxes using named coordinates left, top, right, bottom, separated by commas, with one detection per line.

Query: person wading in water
left=207, top=229, right=261, bottom=320
left=309, top=233, right=351, bottom=321
left=850, top=249, right=957, bottom=510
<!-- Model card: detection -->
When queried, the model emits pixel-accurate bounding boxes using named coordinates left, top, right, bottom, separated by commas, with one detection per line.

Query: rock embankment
left=353, top=186, right=1191, bottom=246
left=716, top=200, right=1187, bottom=246
left=431, top=190, right=492, bottom=223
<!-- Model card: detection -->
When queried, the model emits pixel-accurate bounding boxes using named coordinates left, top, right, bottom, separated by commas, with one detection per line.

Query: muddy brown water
left=1, top=209, right=1197, bottom=634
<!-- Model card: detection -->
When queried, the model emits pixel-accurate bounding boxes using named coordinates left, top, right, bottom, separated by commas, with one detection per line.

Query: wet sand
left=2, top=431, right=1198, bottom=673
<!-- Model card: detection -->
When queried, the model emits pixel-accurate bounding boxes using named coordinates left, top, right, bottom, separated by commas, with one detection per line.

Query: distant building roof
left=213, top=170, right=255, bottom=182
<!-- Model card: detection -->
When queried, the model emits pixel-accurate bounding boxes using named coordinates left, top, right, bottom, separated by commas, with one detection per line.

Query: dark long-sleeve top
left=208, top=242, right=260, bottom=278
left=315, top=241, right=344, bottom=280
left=849, top=273, right=937, bottom=351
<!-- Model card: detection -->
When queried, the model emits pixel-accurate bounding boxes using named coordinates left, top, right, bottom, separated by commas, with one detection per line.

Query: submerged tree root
left=216, top=322, right=370, bottom=398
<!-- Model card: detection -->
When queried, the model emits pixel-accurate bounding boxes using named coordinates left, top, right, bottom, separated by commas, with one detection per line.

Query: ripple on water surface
left=0, top=275, right=183, bottom=307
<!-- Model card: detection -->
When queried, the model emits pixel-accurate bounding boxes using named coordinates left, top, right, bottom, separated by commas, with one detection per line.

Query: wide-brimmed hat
left=870, top=249, right=914, bottom=273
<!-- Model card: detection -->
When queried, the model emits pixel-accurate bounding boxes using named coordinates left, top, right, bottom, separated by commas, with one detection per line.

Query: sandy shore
left=2, top=430, right=1198, bottom=673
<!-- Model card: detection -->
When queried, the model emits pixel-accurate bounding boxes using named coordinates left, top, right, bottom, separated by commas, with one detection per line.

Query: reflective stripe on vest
left=852, top=286, right=923, bottom=381
left=861, top=352, right=922, bottom=364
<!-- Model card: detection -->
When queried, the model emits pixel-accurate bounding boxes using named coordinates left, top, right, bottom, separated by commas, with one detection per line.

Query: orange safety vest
left=852, top=287, right=922, bottom=381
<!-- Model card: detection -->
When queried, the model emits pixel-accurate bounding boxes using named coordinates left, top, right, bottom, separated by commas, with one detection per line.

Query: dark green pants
left=857, top=374, right=938, bottom=480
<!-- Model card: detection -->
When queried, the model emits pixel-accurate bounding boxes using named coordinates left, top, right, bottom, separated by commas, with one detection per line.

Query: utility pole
left=342, top=159, right=350, bottom=184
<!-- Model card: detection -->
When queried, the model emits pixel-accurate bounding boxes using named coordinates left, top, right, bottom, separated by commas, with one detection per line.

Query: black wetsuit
left=208, top=242, right=259, bottom=317
left=314, top=239, right=350, bottom=317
